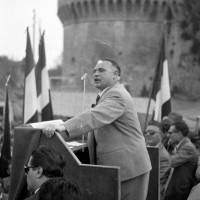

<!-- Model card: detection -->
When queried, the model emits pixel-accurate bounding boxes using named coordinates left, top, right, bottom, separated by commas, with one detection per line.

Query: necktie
left=96, top=95, right=100, bottom=105
left=91, top=95, right=100, bottom=108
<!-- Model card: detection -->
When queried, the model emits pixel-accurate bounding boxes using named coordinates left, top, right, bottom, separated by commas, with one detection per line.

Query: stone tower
left=58, top=0, right=200, bottom=99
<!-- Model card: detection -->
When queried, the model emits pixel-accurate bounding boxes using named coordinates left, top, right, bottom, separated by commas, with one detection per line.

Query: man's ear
left=37, top=167, right=43, bottom=178
left=114, top=71, right=120, bottom=81
left=114, top=70, right=119, bottom=76
left=178, top=131, right=183, bottom=138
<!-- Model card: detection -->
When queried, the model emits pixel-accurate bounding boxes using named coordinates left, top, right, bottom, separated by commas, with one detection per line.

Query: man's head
left=144, top=120, right=163, bottom=146
left=24, top=146, right=66, bottom=193
left=93, top=59, right=121, bottom=91
left=168, top=120, right=189, bottom=145
left=39, top=177, right=81, bottom=200
left=164, top=112, right=183, bottom=124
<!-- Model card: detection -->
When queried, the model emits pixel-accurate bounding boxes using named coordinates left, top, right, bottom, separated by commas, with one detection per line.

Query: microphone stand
left=81, top=73, right=87, bottom=152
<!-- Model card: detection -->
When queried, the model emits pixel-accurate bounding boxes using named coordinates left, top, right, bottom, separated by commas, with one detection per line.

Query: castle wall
left=57, top=0, right=200, bottom=99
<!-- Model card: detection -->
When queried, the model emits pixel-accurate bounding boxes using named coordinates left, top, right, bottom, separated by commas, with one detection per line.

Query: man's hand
left=43, top=124, right=65, bottom=138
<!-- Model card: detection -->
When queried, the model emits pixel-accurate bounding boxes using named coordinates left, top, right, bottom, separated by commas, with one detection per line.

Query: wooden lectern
left=9, top=127, right=159, bottom=200
left=9, top=127, right=120, bottom=200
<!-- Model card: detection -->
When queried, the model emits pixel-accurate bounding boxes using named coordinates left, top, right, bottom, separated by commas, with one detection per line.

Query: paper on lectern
left=30, top=119, right=64, bottom=129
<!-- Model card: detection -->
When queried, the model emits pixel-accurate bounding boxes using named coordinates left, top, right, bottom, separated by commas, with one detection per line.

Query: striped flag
left=151, top=37, right=171, bottom=122
left=35, top=32, right=53, bottom=121
left=0, top=84, right=11, bottom=178
left=23, top=28, right=38, bottom=124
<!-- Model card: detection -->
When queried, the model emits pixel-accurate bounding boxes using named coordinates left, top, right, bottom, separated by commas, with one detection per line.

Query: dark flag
left=23, top=28, right=38, bottom=124
left=35, top=32, right=53, bottom=121
left=151, top=37, right=171, bottom=122
left=0, top=84, right=11, bottom=178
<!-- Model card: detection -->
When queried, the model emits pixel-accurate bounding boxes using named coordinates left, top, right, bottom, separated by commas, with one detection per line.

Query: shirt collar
left=146, top=142, right=161, bottom=148
left=35, top=188, right=40, bottom=194
left=98, top=87, right=109, bottom=97
left=176, top=138, right=185, bottom=149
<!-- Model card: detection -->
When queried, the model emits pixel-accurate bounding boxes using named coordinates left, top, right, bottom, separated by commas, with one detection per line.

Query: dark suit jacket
left=63, top=83, right=152, bottom=181
left=164, top=137, right=198, bottom=200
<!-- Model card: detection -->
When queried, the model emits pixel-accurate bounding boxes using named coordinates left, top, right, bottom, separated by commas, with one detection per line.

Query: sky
left=0, top=0, right=63, bottom=69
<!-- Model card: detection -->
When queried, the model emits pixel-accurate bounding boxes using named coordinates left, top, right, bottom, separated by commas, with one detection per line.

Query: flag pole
left=81, top=73, right=87, bottom=152
left=143, top=21, right=169, bottom=132
left=143, top=78, right=154, bottom=133
left=32, top=9, right=36, bottom=62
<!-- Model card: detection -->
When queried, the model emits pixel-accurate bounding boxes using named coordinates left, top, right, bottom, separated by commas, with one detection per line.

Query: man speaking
left=43, top=59, right=152, bottom=200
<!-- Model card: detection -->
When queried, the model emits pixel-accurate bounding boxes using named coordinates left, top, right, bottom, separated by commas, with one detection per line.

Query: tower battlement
left=58, top=0, right=184, bottom=25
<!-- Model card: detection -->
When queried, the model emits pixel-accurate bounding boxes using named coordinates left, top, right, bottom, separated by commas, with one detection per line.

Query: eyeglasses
left=144, top=130, right=157, bottom=136
left=168, top=130, right=179, bottom=135
left=24, top=165, right=37, bottom=175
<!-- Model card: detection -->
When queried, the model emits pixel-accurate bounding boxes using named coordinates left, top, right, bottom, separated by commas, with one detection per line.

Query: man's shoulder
left=160, top=145, right=171, bottom=160
left=180, top=137, right=197, bottom=152
left=160, top=145, right=170, bottom=155
left=104, top=84, right=130, bottom=98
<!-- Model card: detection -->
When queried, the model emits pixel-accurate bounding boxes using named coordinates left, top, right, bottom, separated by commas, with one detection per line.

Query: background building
left=57, top=0, right=200, bottom=99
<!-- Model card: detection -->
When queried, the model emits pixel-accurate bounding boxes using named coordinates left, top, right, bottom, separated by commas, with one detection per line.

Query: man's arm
left=62, top=91, right=126, bottom=138
left=171, top=144, right=196, bottom=167
left=43, top=91, right=125, bottom=139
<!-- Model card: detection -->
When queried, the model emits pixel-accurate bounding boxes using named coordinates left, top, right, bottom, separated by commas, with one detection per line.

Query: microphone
left=81, top=73, right=87, bottom=80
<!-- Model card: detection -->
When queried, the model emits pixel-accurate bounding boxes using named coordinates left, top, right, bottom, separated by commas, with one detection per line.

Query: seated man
left=145, top=120, right=171, bottom=200
left=24, top=146, right=66, bottom=200
left=164, top=121, right=198, bottom=200
left=38, top=177, right=81, bottom=200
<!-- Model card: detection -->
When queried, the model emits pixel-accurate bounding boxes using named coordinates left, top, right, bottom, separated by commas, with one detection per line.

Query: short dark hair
left=30, top=146, right=66, bottom=178
left=147, top=120, right=162, bottom=132
left=39, top=177, right=81, bottom=200
left=168, top=112, right=183, bottom=124
left=161, top=118, right=171, bottom=132
left=100, top=58, right=121, bottom=76
left=173, top=120, right=189, bottom=137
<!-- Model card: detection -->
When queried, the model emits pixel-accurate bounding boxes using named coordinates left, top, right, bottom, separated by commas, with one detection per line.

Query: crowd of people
left=0, top=59, right=199, bottom=200
left=144, top=112, right=200, bottom=200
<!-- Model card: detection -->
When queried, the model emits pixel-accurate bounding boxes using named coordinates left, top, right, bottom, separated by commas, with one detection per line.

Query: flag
left=35, top=32, right=53, bottom=121
left=151, top=37, right=171, bottom=122
left=23, top=28, right=38, bottom=124
left=0, top=86, right=11, bottom=178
